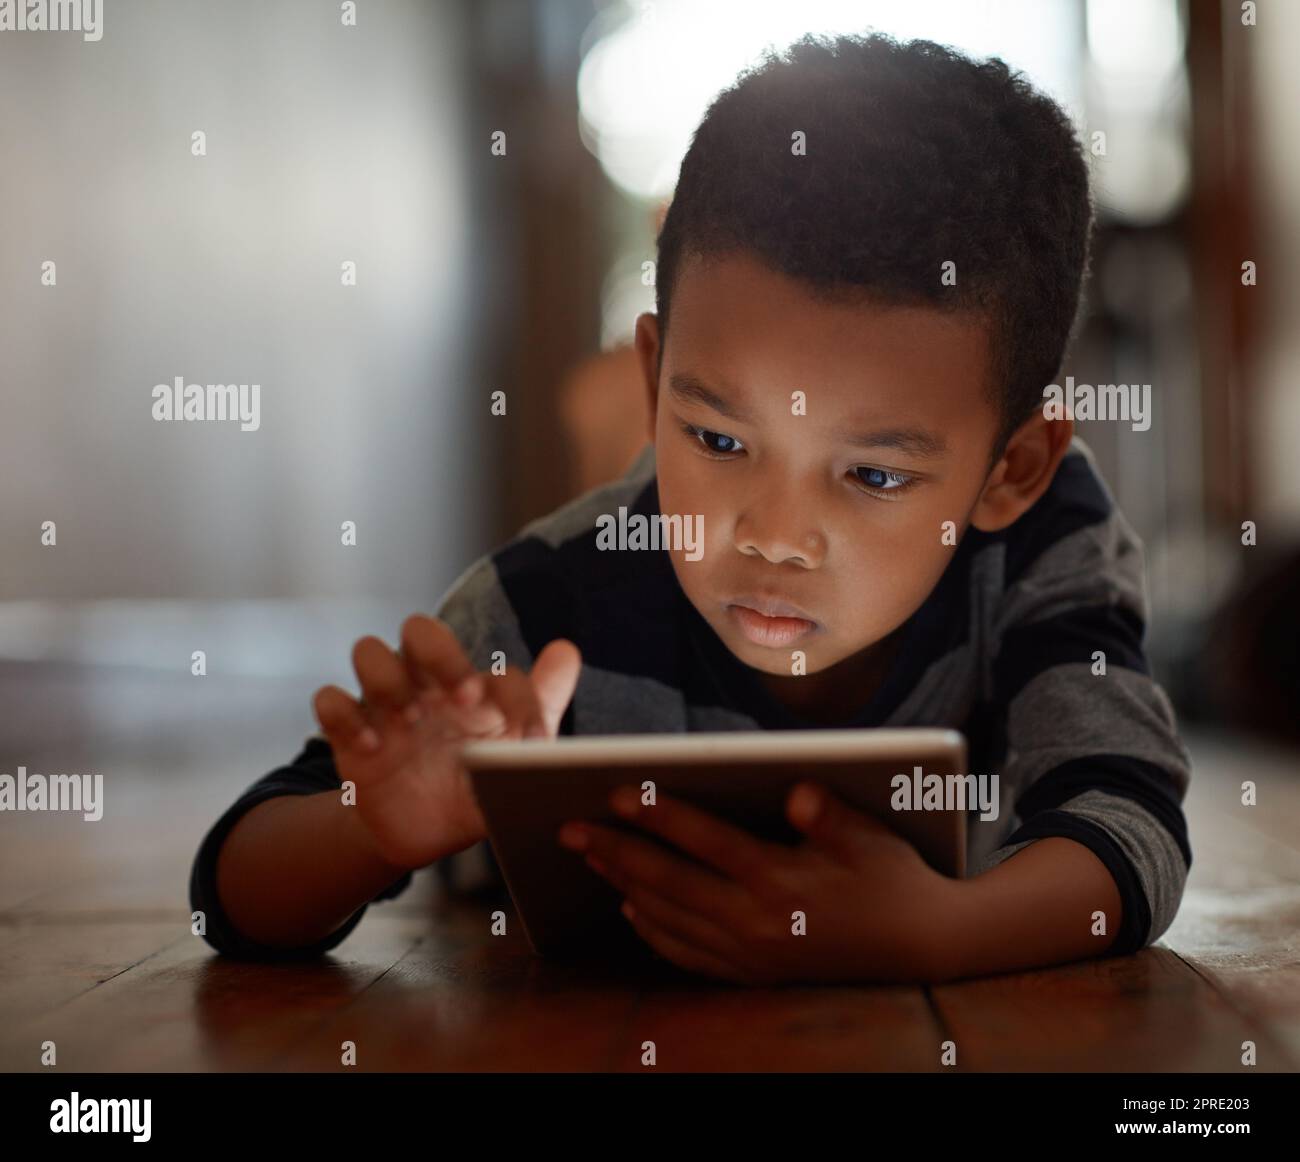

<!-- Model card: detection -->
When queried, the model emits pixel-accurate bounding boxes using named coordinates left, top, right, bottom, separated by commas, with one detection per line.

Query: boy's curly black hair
left=653, top=32, right=1094, bottom=459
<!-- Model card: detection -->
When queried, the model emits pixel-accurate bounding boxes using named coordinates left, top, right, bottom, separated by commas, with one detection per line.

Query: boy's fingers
left=530, top=639, right=582, bottom=737
left=312, top=685, right=380, bottom=753
left=481, top=666, right=546, bottom=738
left=398, top=614, right=476, bottom=693
left=787, top=783, right=892, bottom=862
left=608, top=789, right=774, bottom=888
left=621, top=903, right=744, bottom=983
left=352, top=636, right=416, bottom=717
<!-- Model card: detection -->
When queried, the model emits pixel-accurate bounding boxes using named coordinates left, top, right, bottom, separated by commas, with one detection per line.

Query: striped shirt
left=190, top=437, right=1193, bottom=961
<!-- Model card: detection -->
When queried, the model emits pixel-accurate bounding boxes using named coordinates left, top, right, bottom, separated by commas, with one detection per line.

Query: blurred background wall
left=0, top=0, right=606, bottom=698
left=4, top=0, right=483, bottom=603
left=0, top=0, right=1295, bottom=779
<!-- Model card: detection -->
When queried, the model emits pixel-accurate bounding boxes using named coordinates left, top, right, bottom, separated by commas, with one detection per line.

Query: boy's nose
left=733, top=501, right=826, bottom=568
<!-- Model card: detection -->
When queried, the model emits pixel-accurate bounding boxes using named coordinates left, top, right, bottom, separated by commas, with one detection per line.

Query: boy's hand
left=312, top=615, right=581, bottom=872
left=558, top=783, right=961, bottom=985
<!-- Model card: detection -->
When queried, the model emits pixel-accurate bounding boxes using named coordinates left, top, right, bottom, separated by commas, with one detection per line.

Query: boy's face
left=635, top=250, right=1010, bottom=688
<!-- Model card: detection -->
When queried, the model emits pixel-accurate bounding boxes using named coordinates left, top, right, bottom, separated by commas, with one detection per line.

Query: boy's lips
left=725, top=594, right=819, bottom=647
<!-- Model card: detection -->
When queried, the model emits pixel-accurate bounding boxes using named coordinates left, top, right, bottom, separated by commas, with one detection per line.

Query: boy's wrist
left=915, top=837, right=1127, bottom=982
left=915, top=874, right=973, bottom=984
left=338, top=799, right=420, bottom=879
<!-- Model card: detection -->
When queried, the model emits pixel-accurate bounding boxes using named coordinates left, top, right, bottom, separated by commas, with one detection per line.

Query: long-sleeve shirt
left=190, top=437, right=1192, bottom=960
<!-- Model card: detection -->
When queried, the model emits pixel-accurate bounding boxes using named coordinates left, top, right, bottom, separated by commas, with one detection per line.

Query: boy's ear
left=969, top=412, right=1075, bottom=532
left=633, top=311, right=661, bottom=444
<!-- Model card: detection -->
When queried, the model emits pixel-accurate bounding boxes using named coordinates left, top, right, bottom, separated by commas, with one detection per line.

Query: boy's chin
left=720, top=627, right=883, bottom=681
left=722, top=635, right=825, bottom=676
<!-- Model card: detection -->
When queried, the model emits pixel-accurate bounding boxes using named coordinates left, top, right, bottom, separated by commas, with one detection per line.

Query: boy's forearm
left=214, top=792, right=413, bottom=950
left=927, top=837, right=1124, bottom=982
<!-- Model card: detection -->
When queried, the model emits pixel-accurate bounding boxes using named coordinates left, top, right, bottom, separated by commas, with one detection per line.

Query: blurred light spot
left=578, top=0, right=1082, bottom=201
left=1087, top=0, right=1183, bottom=84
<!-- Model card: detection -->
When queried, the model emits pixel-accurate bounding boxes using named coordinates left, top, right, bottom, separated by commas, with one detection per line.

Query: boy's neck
left=754, top=625, right=906, bottom=725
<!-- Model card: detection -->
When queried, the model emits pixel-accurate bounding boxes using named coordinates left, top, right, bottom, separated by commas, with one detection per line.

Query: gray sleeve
left=435, top=554, right=535, bottom=672
left=430, top=553, right=535, bottom=892
left=978, top=506, right=1193, bottom=953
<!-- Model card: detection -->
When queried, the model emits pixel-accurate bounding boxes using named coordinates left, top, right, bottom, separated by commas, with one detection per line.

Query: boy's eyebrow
left=669, top=372, right=947, bottom=458
left=842, top=427, right=948, bottom=459
left=668, top=373, right=751, bottom=422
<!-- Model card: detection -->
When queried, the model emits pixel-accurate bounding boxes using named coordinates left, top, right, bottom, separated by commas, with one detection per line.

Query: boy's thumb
left=530, top=639, right=582, bottom=736
left=787, top=782, right=883, bottom=860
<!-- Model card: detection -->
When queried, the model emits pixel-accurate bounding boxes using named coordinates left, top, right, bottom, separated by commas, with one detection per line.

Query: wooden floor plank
left=0, top=921, right=181, bottom=1047
left=1181, top=732, right=1300, bottom=855
left=930, top=946, right=1292, bottom=1071
left=273, top=895, right=642, bottom=1071
left=1161, top=801, right=1300, bottom=1067
left=604, top=981, right=944, bottom=1072
left=0, top=911, right=427, bottom=1071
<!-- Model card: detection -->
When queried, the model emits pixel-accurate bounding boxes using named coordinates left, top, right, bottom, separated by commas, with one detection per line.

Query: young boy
left=191, top=33, right=1192, bottom=985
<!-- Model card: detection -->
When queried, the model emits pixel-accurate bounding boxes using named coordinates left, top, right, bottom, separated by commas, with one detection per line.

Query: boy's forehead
left=666, top=251, right=996, bottom=421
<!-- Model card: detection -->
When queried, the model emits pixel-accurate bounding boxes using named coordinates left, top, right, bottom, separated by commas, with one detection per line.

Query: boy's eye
left=683, top=423, right=744, bottom=455
left=853, top=465, right=914, bottom=494
left=702, top=430, right=743, bottom=454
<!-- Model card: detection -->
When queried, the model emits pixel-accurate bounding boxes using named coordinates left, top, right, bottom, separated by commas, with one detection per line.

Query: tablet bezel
left=462, top=726, right=966, bottom=767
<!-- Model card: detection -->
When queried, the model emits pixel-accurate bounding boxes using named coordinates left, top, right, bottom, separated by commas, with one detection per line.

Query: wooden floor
left=1, top=664, right=1297, bottom=1071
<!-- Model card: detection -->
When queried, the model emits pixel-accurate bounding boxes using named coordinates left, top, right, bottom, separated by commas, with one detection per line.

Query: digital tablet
left=461, top=728, right=969, bottom=960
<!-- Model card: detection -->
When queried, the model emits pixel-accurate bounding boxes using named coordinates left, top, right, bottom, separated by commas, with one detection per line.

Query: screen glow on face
left=648, top=252, right=1002, bottom=685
